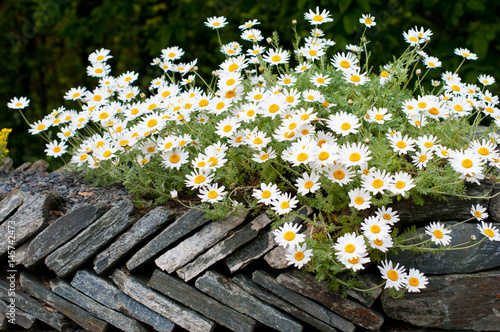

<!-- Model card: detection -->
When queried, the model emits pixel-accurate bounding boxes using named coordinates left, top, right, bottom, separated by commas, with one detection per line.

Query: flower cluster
left=11, top=8, right=500, bottom=295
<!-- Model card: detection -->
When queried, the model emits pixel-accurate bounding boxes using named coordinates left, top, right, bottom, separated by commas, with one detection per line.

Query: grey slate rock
left=390, top=221, right=500, bottom=274
left=94, top=206, right=175, bottom=274
left=110, top=269, right=215, bottom=332
left=195, top=270, right=303, bottom=332
left=487, top=183, right=500, bottom=222
left=0, top=313, right=7, bottom=330
left=232, top=274, right=338, bottom=332
left=155, top=209, right=248, bottom=274
left=391, top=181, right=493, bottom=224
left=19, top=272, right=108, bottom=332
left=71, top=270, right=175, bottom=332
left=126, top=208, right=210, bottom=271
left=381, top=270, right=500, bottom=331
left=0, top=157, right=13, bottom=171
left=0, top=191, right=62, bottom=257
left=15, top=162, right=32, bottom=172
left=345, top=273, right=384, bottom=308
left=24, top=205, right=107, bottom=267
left=45, top=200, right=135, bottom=277
left=50, top=278, right=148, bottom=332
left=0, top=190, right=32, bottom=223
left=277, top=270, right=385, bottom=331
left=27, top=159, right=49, bottom=172
left=0, top=279, right=71, bottom=331
left=177, top=213, right=271, bottom=281
left=225, top=206, right=311, bottom=273
left=252, top=270, right=354, bottom=332
left=264, top=245, right=292, bottom=270
left=0, top=300, right=36, bottom=329
left=149, top=269, right=257, bottom=332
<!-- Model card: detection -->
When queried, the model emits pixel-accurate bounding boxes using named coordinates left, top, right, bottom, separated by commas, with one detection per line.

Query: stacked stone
left=0, top=164, right=499, bottom=331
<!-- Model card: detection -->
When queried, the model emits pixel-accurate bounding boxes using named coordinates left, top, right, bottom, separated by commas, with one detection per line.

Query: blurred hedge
left=1, top=0, right=499, bottom=169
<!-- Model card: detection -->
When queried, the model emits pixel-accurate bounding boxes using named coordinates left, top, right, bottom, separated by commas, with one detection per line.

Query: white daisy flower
left=285, top=243, right=313, bottom=269
left=274, top=222, right=305, bottom=248
left=425, top=221, right=452, bottom=246
left=406, top=268, right=428, bottom=293
left=378, top=260, right=408, bottom=290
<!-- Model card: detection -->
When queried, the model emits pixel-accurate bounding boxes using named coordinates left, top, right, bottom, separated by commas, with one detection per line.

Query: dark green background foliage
left=1, top=0, right=499, bottom=169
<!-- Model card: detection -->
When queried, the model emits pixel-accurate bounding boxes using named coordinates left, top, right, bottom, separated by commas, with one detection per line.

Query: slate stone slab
left=24, top=205, right=107, bottom=267
left=381, top=270, right=500, bottom=331
left=15, top=162, right=32, bottom=172
left=149, top=269, right=257, bottom=332
left=232, top=274, right=338, bottom=332
left=0, top=313, right=7, bottom=330
left=126, top=209, right=210, bottom=271
left=27, top=159, right=49, bottom=172
left=488, top=183, right=500, bottom=222
left=111, top=269, right=215, bottom=332
left=391, top=181, right=493, bottom=224
left=0, top=300, right=35, bottom=329
left=195, top=270, right=303, bottom=332
left=177, top=213, right=271, bottom=281
left=71, top=270, right=175, bottom=332
left=19, top=272, right=108, bottom=332
left=155, top=209, right=248, bottom=274
left=252, top=270, right=354, bottom=332
left=45, top=200, right=135, bottom=277
left=0, top=279, right=71, bottom=331
left=277, top=270, right=384, bottom=331
left=0, top=191, right=62, bottom=256
left=264, top=245, right=291, bottom=270
left=390, top=221, right=500, bottom=274
left=0, top=190, right=32, bottom=223
left=0, top=157, right=13, bottom=171
left=225, top=206, right=311, bottom=273
left=50, top=278, right=148, bottom=332
left=345, top=273, right=384, bottom=308
left=94, top=206, right=175, bottom=274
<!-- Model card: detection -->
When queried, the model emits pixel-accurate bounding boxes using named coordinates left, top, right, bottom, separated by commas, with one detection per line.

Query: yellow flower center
left=103, top=151, right=112, bottom=158
left=395, top=181, right=405, bottom=189
left=294, top=252, right=305, bottom=261
left=478, top=147, right=489, bottom=155
left=216, top=102, right=225, bottom=110
left=334, top=170, right=345, bottom=180
left=451, top=85, right=460, bottom=92
left=72, top=92, right=81, bottom=98
left=37, top=124, right=46, bottom=131
left=79, top=154, right=87, bottom=161
left=260, top=154, right=269, bottom=160
left=354, top=197, right=364, bottom=205
left=433, top=229, right=443, bottom=239
left=454, top=105, right=463, bottom=112
left=170, top=154, right=180, bottom=163
left=374, top=238, right=383, bottom=246
left=317, top=78, right=325, bottom=84
left=147, top=119, right=158, bottom=128
left=147, top=147, right=155, bottom=153
left=348, top=257, right=359, bottom=264
left=207, top=191, right=218, bottom=199
left=344, top=244, right=355, bottom=253
left=304, top=181, right=313, bottom=189
left=365, top=18, right=373, bottom=24
left=474, top=211, right=482, bottom=218
left=387, top=270, right=399, bottom=281
left=341, top=123, right=351, bottom=131
left=148, top=103, right=157, bottom=111
left=381, top=70, right=389, bottom=77
left=297, top=153, right=308, bottom=162
left=340, top=60, right=350, bottom=68
left=397, top=141, right=406, bottom=149
left=370, top=225, right=381, bottom=233
left=419, top=155, right=427, bottom=162
left=261, top=190, right=271, bottom=198
left=428, top=107, right=439, bottom=115
left=281, top=201, right=290, bottom=209
left=372, top=179, right=383, bottom=188
left=95, top=68, right=103, bottom=74
left=223, top=125, right=232, bottom=133
left=53, top=147, right=61, bottom=153
left=253, top=137, right=263, bottom=145
left=313, top=15, right=323, bottom=22
left=271, top=55, right=281, bottom=62
left=350, top=75, right=361, bottom=82
left=484, top=229, right=494, bottom=237
left=318, top=151, right=329, bottom=161
left=269, top=104, right=280, bottom=113
left=461, top=159, right=473, bottom=168
left=375, top=114, right=383, bottom=120
left=349, top=152, right=361, bottom=162
left=409, top=277, right=419, bottom=287
left=284, top=231, right=296, bottom=241
left=208, top=156, right=218, bottom=166
left=284, top=78, right=291, bottom=84
left=94, top=95, right=102, bottom=102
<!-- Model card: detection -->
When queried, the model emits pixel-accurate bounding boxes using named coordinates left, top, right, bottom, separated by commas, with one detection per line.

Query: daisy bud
left=364, top=138, right=370, bottom=144
left=292, top=19, right=297, bottom=25
left=140, top=93, right=146, bottom=98
left=475, top=87, right=481, bottom=92
left=161, top=75, right=166, bottom=79
left=361, top=36, right=367, bottom=43
left=170, top=190, right=178, bottom=198
left=471, top=234, right=477, bottom=241
left=426, top=37, right=431, bottom=43
left=212, top=71, right=219, bottom=77
left=416, top=69, right=421, bottom=76
left=277, top=85, right=284, bottom=92
left=266, top=37, right=273, bottom=44
left=258, top=66, right=264, bottom=72
left=348, top=99, right=354, bottom=105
